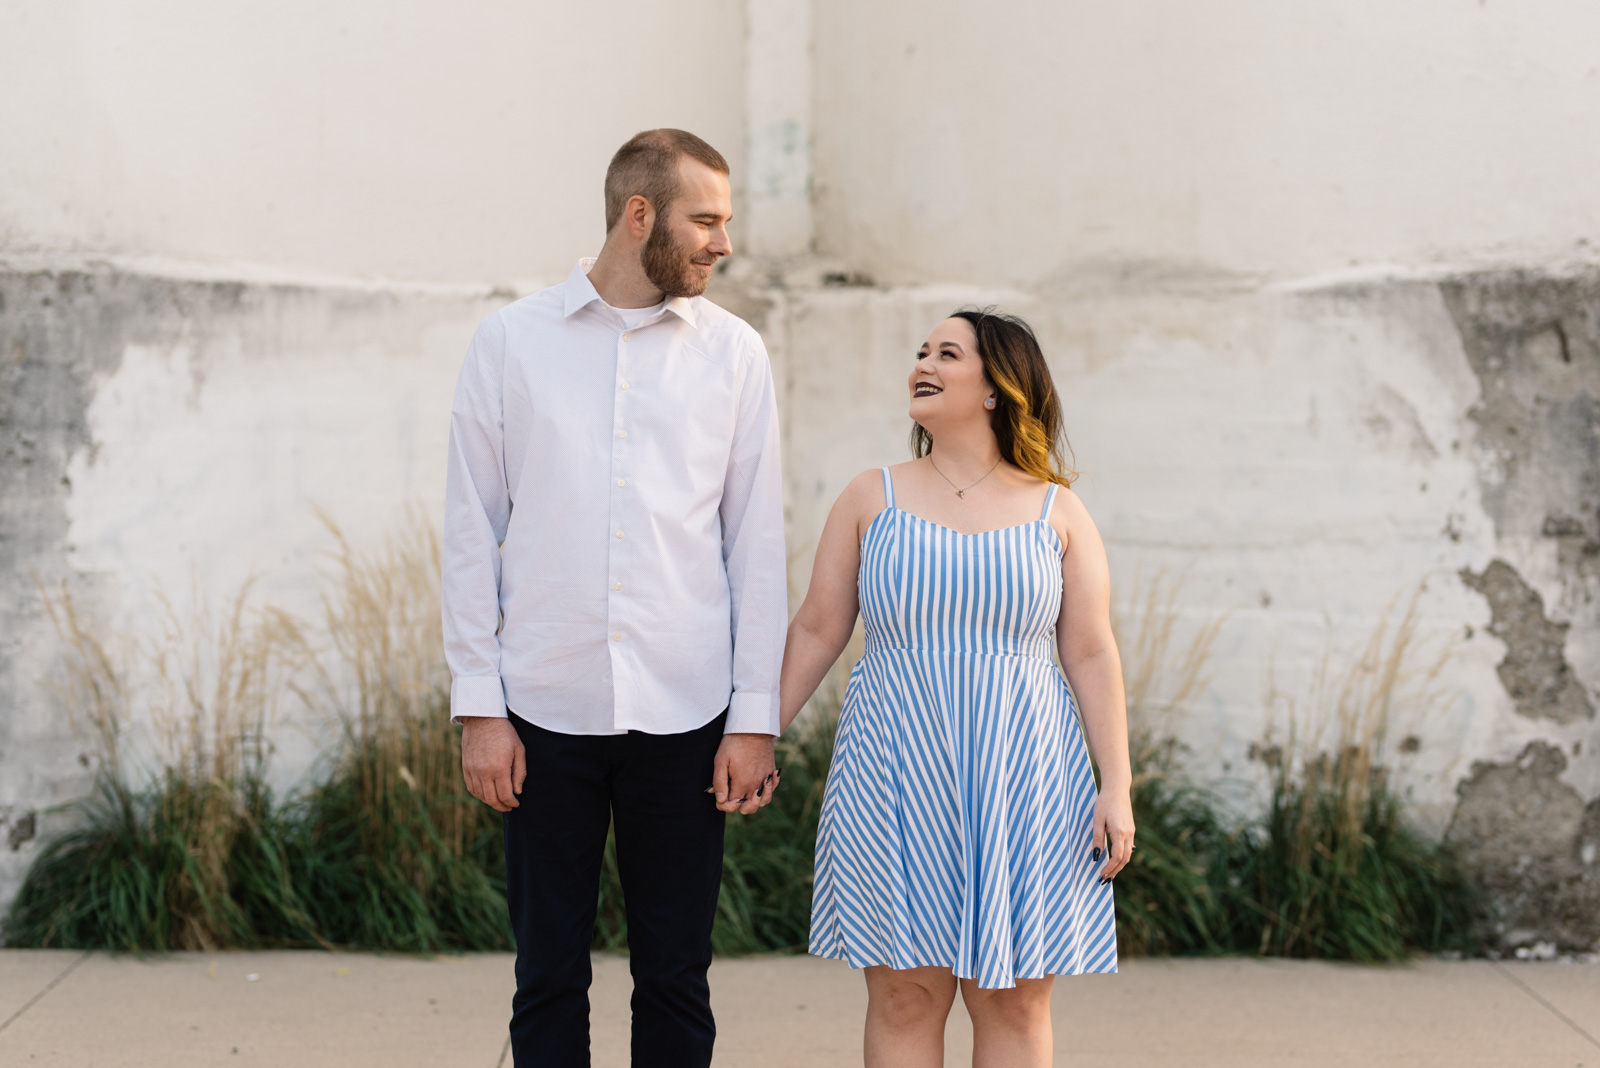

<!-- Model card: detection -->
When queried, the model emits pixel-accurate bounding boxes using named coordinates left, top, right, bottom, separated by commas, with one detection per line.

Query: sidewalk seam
left=1491, top=961, right=1600, bottom=1052
left=0, top=951, right=91, bottom=1037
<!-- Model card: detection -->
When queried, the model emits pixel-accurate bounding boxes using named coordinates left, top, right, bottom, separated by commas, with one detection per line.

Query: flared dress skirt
left=809, top=469, right=1118, bottom=988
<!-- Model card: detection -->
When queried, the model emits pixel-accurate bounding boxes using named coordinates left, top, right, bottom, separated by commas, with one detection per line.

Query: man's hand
left=711, top=733, right=777, bottom=816
left=461, top=717, right=526, bottom=813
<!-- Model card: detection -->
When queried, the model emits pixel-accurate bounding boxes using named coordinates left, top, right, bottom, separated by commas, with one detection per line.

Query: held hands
left=710, top=732, right=780, bottom=816
left=462, top=719, right=779, bottom=817
left=461, top=717, right=527, bottom=813
left=1090, top=786, right=1136, bottom=884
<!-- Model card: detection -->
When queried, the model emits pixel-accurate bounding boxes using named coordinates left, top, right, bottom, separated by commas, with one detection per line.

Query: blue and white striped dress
left=809, top=468, right=1118, bottom=988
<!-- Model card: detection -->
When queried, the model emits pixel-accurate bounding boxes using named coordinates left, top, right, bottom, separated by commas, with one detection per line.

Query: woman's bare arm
left=1051, top=489, right=1135, bottom=876
left=779, top=471, right=881, bottom=732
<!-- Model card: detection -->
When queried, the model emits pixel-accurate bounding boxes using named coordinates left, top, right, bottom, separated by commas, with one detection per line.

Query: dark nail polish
left=1092, top=847, right=1101, bottom=862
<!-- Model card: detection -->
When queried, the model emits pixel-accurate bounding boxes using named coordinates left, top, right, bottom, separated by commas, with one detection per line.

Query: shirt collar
left=561, top=257, right=699, bottom=329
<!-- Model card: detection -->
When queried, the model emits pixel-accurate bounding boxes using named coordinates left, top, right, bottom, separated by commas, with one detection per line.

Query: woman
left=779, top=309, right=1133, bottom=1067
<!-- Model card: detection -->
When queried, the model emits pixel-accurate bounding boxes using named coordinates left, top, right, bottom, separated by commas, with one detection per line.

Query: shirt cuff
left=451, top=675, right=508, bottom=724
left=724, top=690, right=779, bottom=736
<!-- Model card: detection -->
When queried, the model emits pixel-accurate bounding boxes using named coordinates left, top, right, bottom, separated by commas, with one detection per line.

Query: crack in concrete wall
left=1446, top=741, right=1600, bottom=951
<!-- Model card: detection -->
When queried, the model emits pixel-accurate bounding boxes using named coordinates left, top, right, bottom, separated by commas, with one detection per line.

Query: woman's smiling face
left=908, top=316, right=992, bottom=428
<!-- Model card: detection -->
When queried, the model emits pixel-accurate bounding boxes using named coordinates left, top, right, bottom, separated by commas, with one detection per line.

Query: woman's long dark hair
left=911, top=307, right=1077, bottom=486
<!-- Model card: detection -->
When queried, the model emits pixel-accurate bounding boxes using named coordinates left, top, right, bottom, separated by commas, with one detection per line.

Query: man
left=442, top=129, right=786, bottom=1067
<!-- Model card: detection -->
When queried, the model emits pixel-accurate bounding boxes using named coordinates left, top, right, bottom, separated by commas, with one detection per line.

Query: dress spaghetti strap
left=1040, top=482, right=1060, bottom=521
left=880, top=467, right=896, bottom=509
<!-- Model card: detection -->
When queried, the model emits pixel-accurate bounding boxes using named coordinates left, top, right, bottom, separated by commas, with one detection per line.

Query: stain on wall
left=0, top=264, right=493, bottom=911
left=5, top=811, right=36, bottom=852
left=1446, top=741, right=1600, bottom=951
left=1, top=271, right=156, bottom=826
left=1443, top=270, right=1600, bottom=605
left=0, top=268, right=263, bottom=907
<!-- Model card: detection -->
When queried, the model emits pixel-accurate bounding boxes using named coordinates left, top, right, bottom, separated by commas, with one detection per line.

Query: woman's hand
left=711, top=732, right=778, bottom=815
left=1091, top=786, right=1135, bottom=883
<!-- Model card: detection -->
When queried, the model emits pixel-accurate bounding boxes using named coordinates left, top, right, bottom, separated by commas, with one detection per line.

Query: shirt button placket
left=610, top=329, right=630, bottom=678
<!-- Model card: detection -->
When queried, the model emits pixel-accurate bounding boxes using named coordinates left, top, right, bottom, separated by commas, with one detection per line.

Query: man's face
left=641, top=158, right=733, bottom=298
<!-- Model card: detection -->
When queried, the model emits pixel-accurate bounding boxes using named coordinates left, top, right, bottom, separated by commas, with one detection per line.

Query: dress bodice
left=857, top=468, right=1063, bottom=661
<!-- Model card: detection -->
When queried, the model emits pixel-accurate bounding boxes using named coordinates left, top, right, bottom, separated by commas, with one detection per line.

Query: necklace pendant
left=956, top=490, right=965, bottom=498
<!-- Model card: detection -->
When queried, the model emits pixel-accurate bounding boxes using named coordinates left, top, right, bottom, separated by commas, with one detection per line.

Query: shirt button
left=615, top=530, right=625, bottom=539
left=620, top=381, right=630, bottom=390
left=617, top=430, right=627, bottom=439
left=613, top=632, right=623, bottom=641
left=616, top=479, right=626, bottom=487
left=614, top=582, right=623, bottom=591
left=621, top=333, right=632, bottom=342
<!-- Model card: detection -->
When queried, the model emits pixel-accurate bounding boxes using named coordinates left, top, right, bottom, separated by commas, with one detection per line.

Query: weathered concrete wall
left=1439, top=272, right=1600, bottom=949
left=0, top=260, right=502, bottom=908
left=7, top=258, right=1595, bottom=951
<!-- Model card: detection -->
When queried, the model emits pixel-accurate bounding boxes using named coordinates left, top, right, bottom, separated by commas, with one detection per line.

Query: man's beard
left=641, top=217, right=714, bottom=298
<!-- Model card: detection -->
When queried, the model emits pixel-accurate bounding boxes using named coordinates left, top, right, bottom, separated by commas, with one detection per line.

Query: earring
left=984, top=398, right=996, bottom=410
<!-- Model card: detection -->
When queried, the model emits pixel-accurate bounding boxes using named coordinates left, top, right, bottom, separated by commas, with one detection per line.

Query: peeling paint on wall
left=1440, top=271, right=1600, bottom=947
left=1446, top=741, right=1600, bottom=951
left=5, top=811, right=36, bottom=851
left=1460, top=559, right=1595, bottom=723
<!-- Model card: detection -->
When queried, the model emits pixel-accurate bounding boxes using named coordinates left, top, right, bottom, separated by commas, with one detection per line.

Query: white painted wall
left=813, top=0, right=1600, bottom=286
left=744, top=0, right=813, bottom=258
left=60, top=281, right=487, bottom=620
left=0, top=0, right=747, bottom=282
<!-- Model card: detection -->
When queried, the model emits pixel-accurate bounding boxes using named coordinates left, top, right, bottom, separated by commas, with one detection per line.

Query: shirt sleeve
left=718, top=329, right=788, bottom=735
left=442, top=314, right=512, bottom=723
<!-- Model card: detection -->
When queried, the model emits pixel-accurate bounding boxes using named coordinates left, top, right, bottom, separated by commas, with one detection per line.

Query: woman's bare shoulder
left=1046, top=482, right=1101, bottom=550
left=1050, top=483, right=1092, bottom=518
left=815, top=468, right=888, bottom=533
left=836, top=467, right=891, bottom=517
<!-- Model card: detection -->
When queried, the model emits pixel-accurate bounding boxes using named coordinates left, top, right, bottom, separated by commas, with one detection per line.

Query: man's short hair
left=604, top=129, right=730, bottom=233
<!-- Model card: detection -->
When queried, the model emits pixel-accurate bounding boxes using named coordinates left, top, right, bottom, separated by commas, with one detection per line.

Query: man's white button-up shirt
left=442, top=258, right=787, bottom=736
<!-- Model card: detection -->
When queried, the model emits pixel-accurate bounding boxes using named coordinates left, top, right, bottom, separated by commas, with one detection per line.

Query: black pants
left=503, top=711, right=726, bottom=1068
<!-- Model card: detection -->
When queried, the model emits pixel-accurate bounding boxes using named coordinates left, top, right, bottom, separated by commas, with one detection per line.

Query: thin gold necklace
left=928, top=456, right=1001, bottom=498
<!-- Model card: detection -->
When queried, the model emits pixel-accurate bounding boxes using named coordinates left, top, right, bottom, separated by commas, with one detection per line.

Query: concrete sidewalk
left=1, top=950, right=1597, bottom=1067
